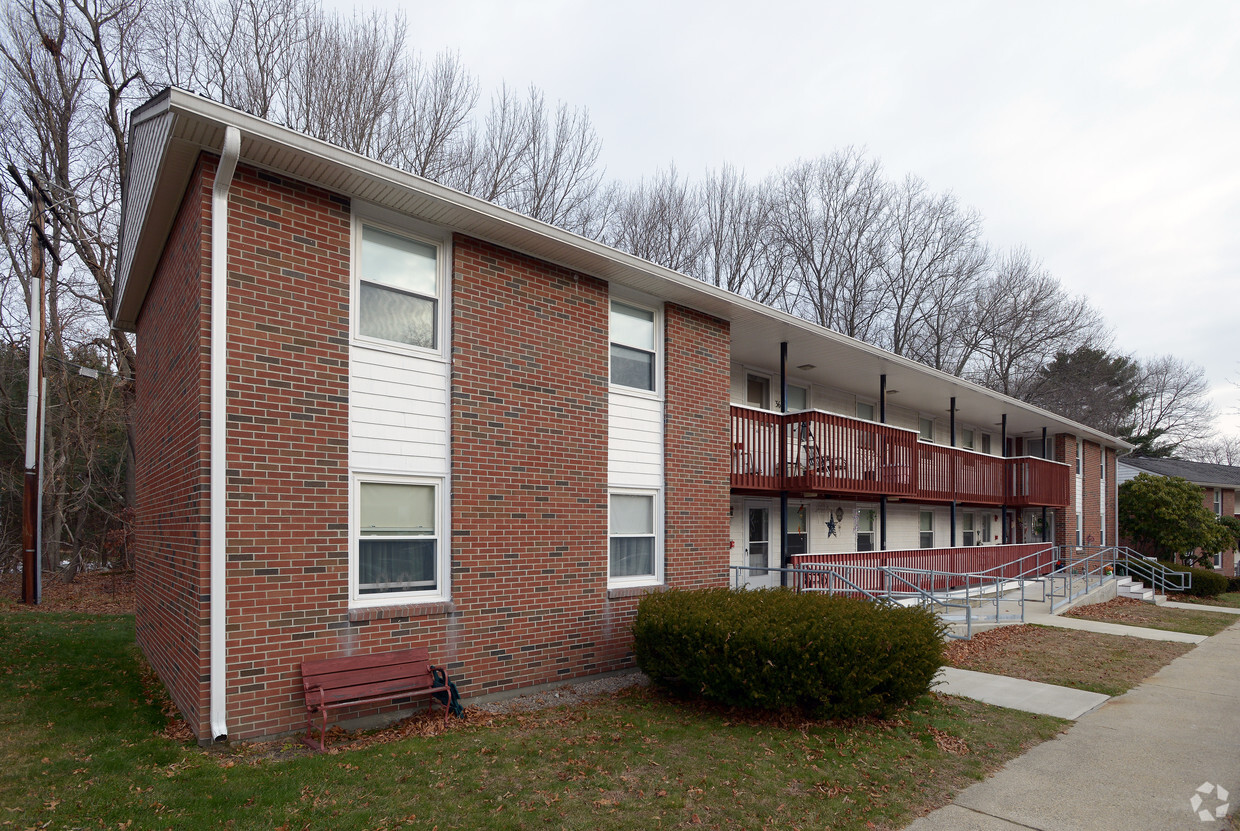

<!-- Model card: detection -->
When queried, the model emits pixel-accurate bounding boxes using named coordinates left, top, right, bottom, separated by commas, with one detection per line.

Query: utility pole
left=10, top=165, right=55, bottom=605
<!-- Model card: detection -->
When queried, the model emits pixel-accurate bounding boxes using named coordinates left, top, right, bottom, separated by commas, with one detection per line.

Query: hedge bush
left=1227, top=577, right=1240, bottom=594
left=1161, top=564, right=1228, bottom=597
left=632, top=587, right=946, bottom=718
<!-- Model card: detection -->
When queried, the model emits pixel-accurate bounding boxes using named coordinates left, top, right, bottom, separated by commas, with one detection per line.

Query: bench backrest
left=302, top=647, right=436, bottom=708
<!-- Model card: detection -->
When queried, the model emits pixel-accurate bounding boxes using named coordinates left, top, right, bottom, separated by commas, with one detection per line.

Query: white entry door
left=743, top=502, right=778, bottom=588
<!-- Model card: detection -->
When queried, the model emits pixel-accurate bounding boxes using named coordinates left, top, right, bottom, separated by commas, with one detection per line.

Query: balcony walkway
left=731, top=405, right=1069, bottom=506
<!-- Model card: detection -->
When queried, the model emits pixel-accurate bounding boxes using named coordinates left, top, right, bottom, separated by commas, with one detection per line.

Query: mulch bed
left=1062, top=596, right=1157, bottom=624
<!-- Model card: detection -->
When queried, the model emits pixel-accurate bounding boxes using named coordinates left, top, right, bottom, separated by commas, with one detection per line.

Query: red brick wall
left=135, top=167, right=739, bottom=741
left=1053, top=434, right=1075, bottom=550
left=1081, top=441, right=1101, bottom=548
left=663, top=304, right=730, bottom=588
left=449, top=234, right=627, bottom=696
left=134, top=156, right=212, bottom=738
left=220, top=165, right=353, bottom=738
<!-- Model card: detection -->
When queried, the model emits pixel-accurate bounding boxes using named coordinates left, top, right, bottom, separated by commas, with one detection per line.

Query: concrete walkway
left=1024, top=612, right=1208, bottom=644
left=906, top=620, right=1240, bottom=830
left=935, top=667, right=1107, bottom=720
left=1162, top=600, right=1240, bottom=615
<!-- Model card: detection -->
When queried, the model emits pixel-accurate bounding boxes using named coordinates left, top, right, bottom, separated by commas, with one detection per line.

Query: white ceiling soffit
left=115, top=88, right=1132, bottom=451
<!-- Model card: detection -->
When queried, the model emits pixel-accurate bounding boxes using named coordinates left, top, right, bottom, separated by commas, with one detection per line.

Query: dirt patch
left=1063, top=596, right=1155, bottom=623
left=0, top=569, right=135, bottom=615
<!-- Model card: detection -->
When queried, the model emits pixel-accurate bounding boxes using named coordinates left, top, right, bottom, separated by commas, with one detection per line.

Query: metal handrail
left=1112, top=546, right=1191, bottom=595
left=729, top=564, right=976, bottom=639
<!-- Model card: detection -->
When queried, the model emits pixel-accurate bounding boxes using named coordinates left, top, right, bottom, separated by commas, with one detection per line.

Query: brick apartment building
left=115, top=89, right=1130, bottom=743
left=1116, top=456, right=1240, bottom=576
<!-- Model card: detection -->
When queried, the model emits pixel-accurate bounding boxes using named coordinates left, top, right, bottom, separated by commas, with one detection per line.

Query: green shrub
left=1161, top=563, right=1228, bottom=597
left=632, top=587, right=946, bottom=718
left=1228, top=577, right=1240, bottom=594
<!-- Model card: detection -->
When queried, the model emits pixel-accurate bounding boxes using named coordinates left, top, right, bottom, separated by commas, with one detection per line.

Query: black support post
left=779, top=342, right=789, bottom=583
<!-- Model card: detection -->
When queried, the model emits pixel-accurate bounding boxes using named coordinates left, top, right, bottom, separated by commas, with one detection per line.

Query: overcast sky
left=353, top=0, right=1240, bottom=437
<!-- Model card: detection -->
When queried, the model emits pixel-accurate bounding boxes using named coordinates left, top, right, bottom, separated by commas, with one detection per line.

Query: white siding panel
left=350, top=344, right=449, bottom=475
left=609, top=392, right=663, bottom=489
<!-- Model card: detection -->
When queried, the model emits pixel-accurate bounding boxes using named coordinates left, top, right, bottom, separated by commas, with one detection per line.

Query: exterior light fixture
left=797, top=364, right=816, bottom=371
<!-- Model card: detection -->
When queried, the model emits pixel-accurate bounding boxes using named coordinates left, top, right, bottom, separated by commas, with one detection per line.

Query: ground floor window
left=610, top=491, right=660, bottom=585
left=354, top=477, right=441, bottom=601
left=856, top=509, right=876, bottom=551
left=919, top=511, right=934, bottom=549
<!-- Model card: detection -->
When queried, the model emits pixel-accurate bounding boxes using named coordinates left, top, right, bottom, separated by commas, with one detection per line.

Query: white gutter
left=209, top=126, right=240, bottom=742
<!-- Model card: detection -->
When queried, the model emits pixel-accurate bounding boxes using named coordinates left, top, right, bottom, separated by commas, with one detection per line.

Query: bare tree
left=1183, top=435, right=1240, bottom=466
left=604, top=165, right=703, bottom=275
left=973, top=248, right=1107, bottom=398
left=1126, top=355, right=1216, bottom=455
left=771, top=149, right=890, bottom=340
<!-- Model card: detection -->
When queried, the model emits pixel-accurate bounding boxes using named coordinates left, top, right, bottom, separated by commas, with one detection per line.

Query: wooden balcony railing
left=731, top=405, right=1070, bottom=508
left=1006, top=456, right=1070, bottom=507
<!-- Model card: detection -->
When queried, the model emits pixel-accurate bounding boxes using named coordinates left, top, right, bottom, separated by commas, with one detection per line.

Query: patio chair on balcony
left=795, top=423, right=845, bottom=477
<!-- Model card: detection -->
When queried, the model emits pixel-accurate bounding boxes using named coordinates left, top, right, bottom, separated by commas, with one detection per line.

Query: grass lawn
left=1063, top=597, right=1238, bottom=636
left=0, top=610, right=1069, bottom=831
left=944, top=624, right=1193, bottom=696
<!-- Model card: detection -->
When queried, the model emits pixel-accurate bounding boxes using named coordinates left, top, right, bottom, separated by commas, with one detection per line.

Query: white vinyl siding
left=609, top=394, right=663, bottom=489
left=350, top=346, right=450, bottom=476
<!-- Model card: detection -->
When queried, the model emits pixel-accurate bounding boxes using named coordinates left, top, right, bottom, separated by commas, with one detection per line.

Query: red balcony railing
left=784, top=410, right=917, bottom=497
left=1006, top=456, right=1070, bottom=507
left=731, top=405, right=1070, bottom=508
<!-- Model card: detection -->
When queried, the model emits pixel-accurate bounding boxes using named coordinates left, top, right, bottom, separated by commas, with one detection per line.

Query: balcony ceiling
left=117, top=88, right=1129, bottom=451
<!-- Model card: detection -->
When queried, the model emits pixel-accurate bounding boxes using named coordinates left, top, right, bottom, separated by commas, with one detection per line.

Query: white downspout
left=210, top=126, right=241, bottom=742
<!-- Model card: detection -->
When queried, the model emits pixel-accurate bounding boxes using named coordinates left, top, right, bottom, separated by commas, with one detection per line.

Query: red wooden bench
left=301, top=646, right=451, bottom=751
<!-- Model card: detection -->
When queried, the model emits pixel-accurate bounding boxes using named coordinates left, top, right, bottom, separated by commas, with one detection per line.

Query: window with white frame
left=961, top=512, right=975, bottom=546
left=1076, top=512, right=1083, bottom=547
left=856, top=509, right=876, bottom=551
left=981, top=433, right=992, bottom=454
left=919, top=511, right=934, bottom=549
left=918, top=416, right=934, bottom=443
left=358, top=224, right=440, bottom=350
left=354, top=479, right=441, bottom=600
left=610, top=301, right=657, bottom=391
left=1076, top=440, right=1083, bottom=475
left=609, top=492, right=660, bottom=584
left=1027, top=437, right=1045, bottom=458
left=959, top=428, right=975, bottom=450
left=1215, top=488, right=1222, bottom=516
left=856, top=401, right=875, bottom=422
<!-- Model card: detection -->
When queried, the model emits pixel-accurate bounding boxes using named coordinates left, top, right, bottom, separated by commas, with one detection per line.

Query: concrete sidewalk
left=1025, top=612, right=1207, bottom=644
left=906, top=620, right=1240, bottom=830
left=935, top=667, right=1108, bottom=720
left=1162, top=600, right=1240, bottom=615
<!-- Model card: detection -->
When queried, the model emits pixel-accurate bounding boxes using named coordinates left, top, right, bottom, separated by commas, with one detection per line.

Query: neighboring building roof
left=115, top=87, right=1134, bottom=452
left=1117, top=456, right=1240, bottom=489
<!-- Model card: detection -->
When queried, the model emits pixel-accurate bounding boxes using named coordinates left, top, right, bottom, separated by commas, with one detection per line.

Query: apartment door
left=743, top=502, right=777, bottom=588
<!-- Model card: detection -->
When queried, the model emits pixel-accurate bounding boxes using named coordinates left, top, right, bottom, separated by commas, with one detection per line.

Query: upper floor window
left=745, top=372, right=771, bottom=409
left=610, top=301, right=657, bottom=391
left=1215, top=488, right=1223, bottom=516
left=1076, top=440, right=1083, bottom=475
left=918, top=416, right=935, bottom=443
left=1027, top=437, right=1045, bottom=459
left=358, top=224, right=439, bottom=350
left=856, top=401, right=875, bottom=422
left=959, top=428, right=975, bottom=450
left=981, top=433, right=992, bottom=454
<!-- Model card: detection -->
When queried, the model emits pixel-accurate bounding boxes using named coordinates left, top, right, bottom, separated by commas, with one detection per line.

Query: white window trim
left=918, top=414, right=936, bottom=443
left=608, top=488, right=664, bottom=589
left=856, top=398, right=877, bottom=422
left=742, top=368, right=774, bottom=411
left=350, top=205, right=449, bottom=362
left=609, top=297, right=663, bottom=400
left=349, top=471, right=450, bottom=608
